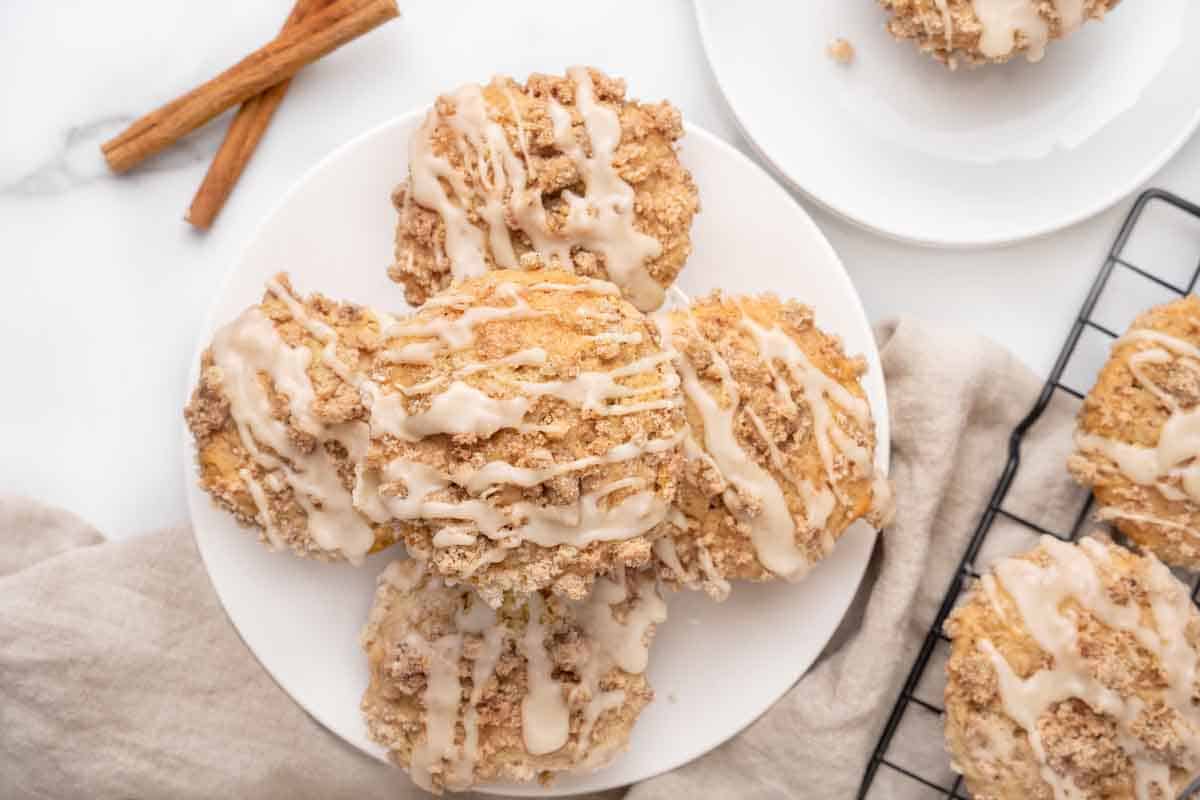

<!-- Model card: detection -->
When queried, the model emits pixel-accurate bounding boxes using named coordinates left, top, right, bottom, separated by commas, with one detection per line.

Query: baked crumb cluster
left=944, top=536, right=1200, bottom=799
left=1070, top=296, right=1200, bottom=571
left=389, top=66, right=699, bottom=312
left=878, top=0, right=1121, bottom=67
left=184, top=66, right=896, bottom=793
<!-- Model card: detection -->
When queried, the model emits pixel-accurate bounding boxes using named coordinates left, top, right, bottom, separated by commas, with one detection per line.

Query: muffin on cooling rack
left=362, top=269, right=686, bottom=607
left=649, top=292, right=893, bottom=600
left=361, top=559, right=664, bottom=793
left=184, top=274, right=397, bottom=564
left=390, top=66, right=699, bottom=312
left=944, top=535, right=1200, bottom=800
left=1069, top=295, right=1200, bottom=571
left=878, top=0, right=1122, bottom=67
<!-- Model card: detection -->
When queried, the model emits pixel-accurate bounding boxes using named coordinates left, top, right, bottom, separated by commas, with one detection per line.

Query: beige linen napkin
left=0, top=318, right=1085, bottom=800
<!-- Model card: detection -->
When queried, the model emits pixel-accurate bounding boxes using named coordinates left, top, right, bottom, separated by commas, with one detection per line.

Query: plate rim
left=184, top=108, right=887, bottom=796
left=691, top=0, right=1200, bottom=249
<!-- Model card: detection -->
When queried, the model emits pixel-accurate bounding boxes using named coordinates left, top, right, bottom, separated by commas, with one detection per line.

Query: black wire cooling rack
left=857, top=189, right=1200, bottom=800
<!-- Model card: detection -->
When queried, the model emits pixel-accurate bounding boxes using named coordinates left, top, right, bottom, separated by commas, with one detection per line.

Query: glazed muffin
left=361, top=559, right=664, bottom=793
left=649, top=292, right=893, bottom=600
left=1069, top=296, right=1200, bottom=570
left=879, top=0, right=1122, bottom=67
left=390, top=66, right=699, bottom=312
left=184, top=275, right=397, bottom=563
left=364, top=270, right=686, bottom=607
left=944, top=535, right=1200, bottom=799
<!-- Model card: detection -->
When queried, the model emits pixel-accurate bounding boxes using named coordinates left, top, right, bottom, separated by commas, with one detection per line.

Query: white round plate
left=694, top=0, right=1200, bottom=247
left=186, top=110, right=888, bottom=795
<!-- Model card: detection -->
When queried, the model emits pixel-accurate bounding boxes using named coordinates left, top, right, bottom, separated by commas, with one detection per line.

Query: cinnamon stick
left=185, top=0, right=334, bottom=230
left=101, top=0, right=398, bottom=174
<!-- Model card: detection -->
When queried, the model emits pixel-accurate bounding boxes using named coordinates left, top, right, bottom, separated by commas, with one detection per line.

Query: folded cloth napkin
left=0, top=318, right=1084, bottom=800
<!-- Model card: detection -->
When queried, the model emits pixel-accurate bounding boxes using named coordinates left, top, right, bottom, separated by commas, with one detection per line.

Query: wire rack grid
left=857, top=189, right=1200, bottom=800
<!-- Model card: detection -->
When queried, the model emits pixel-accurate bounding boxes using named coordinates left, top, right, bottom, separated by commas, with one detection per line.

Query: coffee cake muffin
left=879, top=0, right=1121, bottom=67
left=361, top=559, right=664, bottom=793
left=184, top=275, right=397, bottom=563
left=390, top=66, right=699, bottom=312
left=944, top=536, right=1200, bottom=799
left=649, top=293, right=893, bottom=600
left=1070, top=296, right=1200, bottom=571
left=364, top=270, right=686, bottom=607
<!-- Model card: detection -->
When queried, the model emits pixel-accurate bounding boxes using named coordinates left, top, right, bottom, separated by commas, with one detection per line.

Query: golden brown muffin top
left=184, top=274, right=395, bottom=562
left=361, top=559, right=663, bottom=793
left=651, top=292, right=892, bottom=597
left=363, top=270, right=686, bottom=606
left=944, top=536, right=1200, bottom=800
left=390, top=66, right=699, bottom=312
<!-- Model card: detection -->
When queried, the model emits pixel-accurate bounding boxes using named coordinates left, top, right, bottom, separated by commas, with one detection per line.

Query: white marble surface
left=2, top=0, right=1198, bottom=540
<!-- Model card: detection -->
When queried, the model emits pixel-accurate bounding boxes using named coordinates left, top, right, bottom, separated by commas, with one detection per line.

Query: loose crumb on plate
left=827, top=38, right=855, bottom=64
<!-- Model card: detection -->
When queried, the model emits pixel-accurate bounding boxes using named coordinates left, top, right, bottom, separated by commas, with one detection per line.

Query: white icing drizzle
left=432, top=525, right=480, bottom=547
left=977, top=537, right=1200, bottom=800
left=459, top=347, right=547, bottom=375
left=403, top=381, right=531, bottom=439
left=695, top=543, right=732, bottom=601
left=585, top=331, right=643, bottom=345
left=379, top=457, right=669, bottom=550
left=521, top=593, right=571, bottom=755
left=384, top=282, right=545, bottom=352
left=407, top=93, right=493, bottom=280
left=404, top=631, right=465, bottom=791
left=449, top=595, right=505, bottom=788
left=745, top=406, right=836, bottom=542
left=460, top=432, right=683, bottom=494
left=568, top=570, right=667, bottom=768
left=652, top=535, right=688, bottom=580
left=529, top=277, right=622, bottom=296
left=400, top=348, right=550, bottom=398
left=973, top=0, right=1051, bottom=62
left=546, top=67, right=664, bottom=311
left=513, top=351, right=681, bottom=417
left=239, top=467, right=285, bottom=550
left=405, top=69, right=665, bottom=311
left=375, top=562, right=503, bottom=792
left=207, top=291, right=378, bottom=563
left=1074, top=328, right=1200, bottom=539
left=653, top=522, right=732, bottom=599
left=503, top=86, right=536, bottom=181
left=381, top=341, right=442, bottom=365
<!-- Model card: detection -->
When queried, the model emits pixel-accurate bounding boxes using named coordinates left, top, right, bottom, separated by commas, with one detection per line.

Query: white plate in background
left=185, top=110, right=888, bottom=795
left=694, top=0, right=1200, bottom=247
